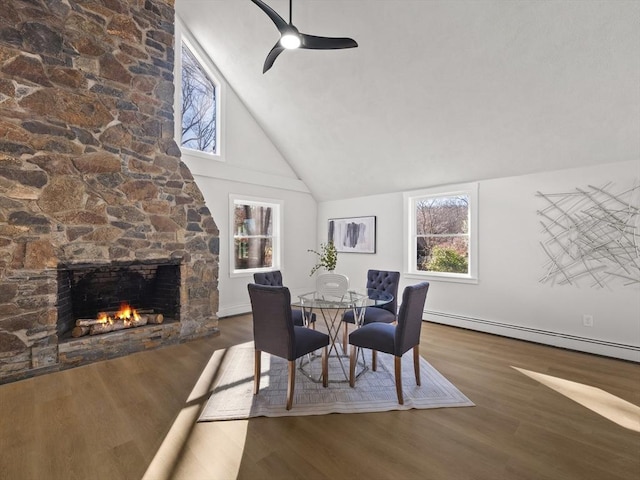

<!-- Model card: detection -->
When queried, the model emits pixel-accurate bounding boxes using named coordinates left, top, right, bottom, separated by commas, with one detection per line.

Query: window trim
left=403, top=182, right=479, bottom=284
left=229, top=194, right=283, bottom=278
left=174, top=16, right=226, bottom=162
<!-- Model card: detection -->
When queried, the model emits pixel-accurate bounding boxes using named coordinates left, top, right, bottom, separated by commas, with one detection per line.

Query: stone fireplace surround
left=0, top=0, right=220, bottom=384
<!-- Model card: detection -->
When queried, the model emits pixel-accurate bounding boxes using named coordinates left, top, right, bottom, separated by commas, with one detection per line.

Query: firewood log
left=76, top=318, right=107, bottom=327
left=90, top=322, right=116, bottom=335
left=86, top=315, right=149, bottom=335
left=131, top=316, right=148, bottom=327
left=147, top=313, right=164, bottom=324
left=71, top=326, right=90, bottom=338
left=79, top=313, right=149, bottom=328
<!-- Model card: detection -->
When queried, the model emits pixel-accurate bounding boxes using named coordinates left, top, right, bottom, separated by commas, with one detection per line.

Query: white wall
left=183, top=77, right=318, bottom=317
left=318, top=160, right=640, bottom=361
left=181, top=50, right=638, bottom=361
left=194, top=176, right=317, bottom=317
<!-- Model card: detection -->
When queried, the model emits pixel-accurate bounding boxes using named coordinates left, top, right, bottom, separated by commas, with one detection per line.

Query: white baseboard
left=216, top=305, right=639, bottom=362
left=424, top=310, right=640, bottom=363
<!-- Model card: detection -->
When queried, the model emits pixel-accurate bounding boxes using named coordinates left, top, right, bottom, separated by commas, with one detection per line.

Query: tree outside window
left=231, top=196, right=281, bottom=273
left=181, top=41, right=217, bottom=154
left=416, top=195, right=469, bottom=274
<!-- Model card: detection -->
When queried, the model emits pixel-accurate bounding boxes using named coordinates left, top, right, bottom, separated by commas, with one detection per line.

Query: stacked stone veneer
left=0, top=0, right=220, bottom=383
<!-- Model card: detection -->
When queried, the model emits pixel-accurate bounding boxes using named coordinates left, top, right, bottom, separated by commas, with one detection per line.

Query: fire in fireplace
left=57, top=260, right=181, bottom=341
left=71, top=302, right=166, bottom=338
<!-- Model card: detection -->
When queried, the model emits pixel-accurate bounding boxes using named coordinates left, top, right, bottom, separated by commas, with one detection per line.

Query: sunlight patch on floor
left=513, top=367, right=640, bottom=432
left=142, top=342, right=254, bottom=480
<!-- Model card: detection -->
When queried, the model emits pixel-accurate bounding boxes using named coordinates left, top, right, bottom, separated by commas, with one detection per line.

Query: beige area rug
left=198, top=342, right=474, bottom=420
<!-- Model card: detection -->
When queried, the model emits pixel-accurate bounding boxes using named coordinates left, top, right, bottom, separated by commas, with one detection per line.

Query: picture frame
left=328, top=216, right=376, bottom=254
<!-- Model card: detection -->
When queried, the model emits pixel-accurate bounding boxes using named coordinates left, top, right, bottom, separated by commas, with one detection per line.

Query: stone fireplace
left=0, top=0, right=220, bottom=384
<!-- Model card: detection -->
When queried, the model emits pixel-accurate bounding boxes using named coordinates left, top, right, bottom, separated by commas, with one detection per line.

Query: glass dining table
left=291, top=289, right=394, bottom=383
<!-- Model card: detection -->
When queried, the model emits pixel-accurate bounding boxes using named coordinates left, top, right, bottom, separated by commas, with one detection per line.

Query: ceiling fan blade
left=300, top=33, right=358, bottom=50
left=263, top=42, right=286, bottom=73
left=250, top=0, right=288, bottom=33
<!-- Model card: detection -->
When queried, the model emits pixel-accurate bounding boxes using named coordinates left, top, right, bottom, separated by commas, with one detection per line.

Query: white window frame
left=229, top=194, right=283, bottom=278
left=403, top=182, right=479, bottom=284
left=174, top=16, right=226, bottom=162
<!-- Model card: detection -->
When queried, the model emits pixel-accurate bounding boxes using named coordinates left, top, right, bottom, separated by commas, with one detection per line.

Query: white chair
left=316, top=273, right=349, bottom=300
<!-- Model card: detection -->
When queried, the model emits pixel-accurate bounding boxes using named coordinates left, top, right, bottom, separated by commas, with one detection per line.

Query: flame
left=97, top=303, right=140, bottom=324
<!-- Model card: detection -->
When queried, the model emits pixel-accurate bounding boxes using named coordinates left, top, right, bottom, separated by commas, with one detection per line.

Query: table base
left=297, top=348, right=368, bottom=384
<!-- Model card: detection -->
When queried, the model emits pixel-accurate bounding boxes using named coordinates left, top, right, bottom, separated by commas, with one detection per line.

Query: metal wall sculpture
left=536, top=182, right=639, bottom=288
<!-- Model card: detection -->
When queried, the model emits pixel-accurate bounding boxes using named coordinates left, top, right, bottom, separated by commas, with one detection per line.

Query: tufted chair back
left=253, top=270, right=284, bottom=286
left=366, top=269, right=400, bottom=314
left=253, top=270, right=316, bottom=327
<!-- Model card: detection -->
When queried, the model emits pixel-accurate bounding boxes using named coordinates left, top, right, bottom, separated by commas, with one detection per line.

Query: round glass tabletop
left=292, top=289, right=393, bottom=310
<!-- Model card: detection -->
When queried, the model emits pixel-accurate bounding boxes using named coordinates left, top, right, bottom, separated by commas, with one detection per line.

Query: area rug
left=198, top=342, right=474, bottom=420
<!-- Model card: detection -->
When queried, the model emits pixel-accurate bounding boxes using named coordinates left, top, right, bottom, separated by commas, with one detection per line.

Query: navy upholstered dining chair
left=248, top=283, right=329, bottom=410
left=342, top=269, right=400, bottom=351
left=253, top=270, right=316, bottom=327
left=348, top=282, right=430, bottom=405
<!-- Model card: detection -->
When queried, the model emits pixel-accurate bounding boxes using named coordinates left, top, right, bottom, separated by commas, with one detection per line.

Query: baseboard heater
left=424, top=309, right=640, bottom=361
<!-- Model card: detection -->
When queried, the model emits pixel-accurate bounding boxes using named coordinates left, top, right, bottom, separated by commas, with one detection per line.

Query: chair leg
left=349, top=345, right=357, bottom=387
left=413, top=346, right=421, bottom=386
left=254, top=350, right=261, bottom=395
left=372, top=349, right=377, bottom=371
left=322, top=345, right=328, bottom=388
left=343, top=322, right=349, bottom=353
left=286, top=360, right=295, bottom=410
left=394, top=355, right=404, bottom=405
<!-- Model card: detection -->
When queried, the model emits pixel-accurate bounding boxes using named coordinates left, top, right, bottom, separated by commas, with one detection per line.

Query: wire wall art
left=536, top=181, right=640, bottom=288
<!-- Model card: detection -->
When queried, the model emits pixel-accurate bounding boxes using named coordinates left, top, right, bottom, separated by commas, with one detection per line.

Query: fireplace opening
left=57, top=260, right=181, bottom=340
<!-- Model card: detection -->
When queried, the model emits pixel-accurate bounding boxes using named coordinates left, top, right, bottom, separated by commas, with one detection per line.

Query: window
left=180, top=42, right=217, bottom=154
left=404, top=183, right=478, bottom=283
left=174, top=18, right=224, bottom=161
left=230, top=195, right=282, bottom=275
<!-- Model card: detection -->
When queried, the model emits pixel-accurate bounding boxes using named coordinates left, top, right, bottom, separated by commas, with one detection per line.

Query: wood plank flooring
left=0, top=315, right=638, bottom=480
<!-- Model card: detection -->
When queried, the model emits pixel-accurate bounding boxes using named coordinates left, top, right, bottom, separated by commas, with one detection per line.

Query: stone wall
left=0, top=0, right=220, bottom=383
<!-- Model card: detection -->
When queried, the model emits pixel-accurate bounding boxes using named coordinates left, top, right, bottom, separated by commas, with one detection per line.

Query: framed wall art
left=328, top=216, right=376, bottom=254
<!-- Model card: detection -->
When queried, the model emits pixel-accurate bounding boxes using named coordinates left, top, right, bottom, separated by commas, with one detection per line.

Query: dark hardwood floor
left=0, top=315, right=638, bottom=479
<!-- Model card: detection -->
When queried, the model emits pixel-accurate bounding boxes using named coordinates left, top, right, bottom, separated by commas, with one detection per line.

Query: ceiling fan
left=250, top=0, right=358, bottom=73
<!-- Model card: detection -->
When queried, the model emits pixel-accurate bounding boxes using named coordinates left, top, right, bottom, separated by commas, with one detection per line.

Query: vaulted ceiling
left=176, top=0, right=639, bottom=201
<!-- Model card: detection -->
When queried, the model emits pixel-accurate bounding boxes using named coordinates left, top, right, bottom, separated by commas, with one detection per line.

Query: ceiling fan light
left=280, top=33, right=301, bottom=49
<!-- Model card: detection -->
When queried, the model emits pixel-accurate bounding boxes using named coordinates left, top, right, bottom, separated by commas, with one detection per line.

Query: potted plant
left=308, top=241, right=338, bottom=275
